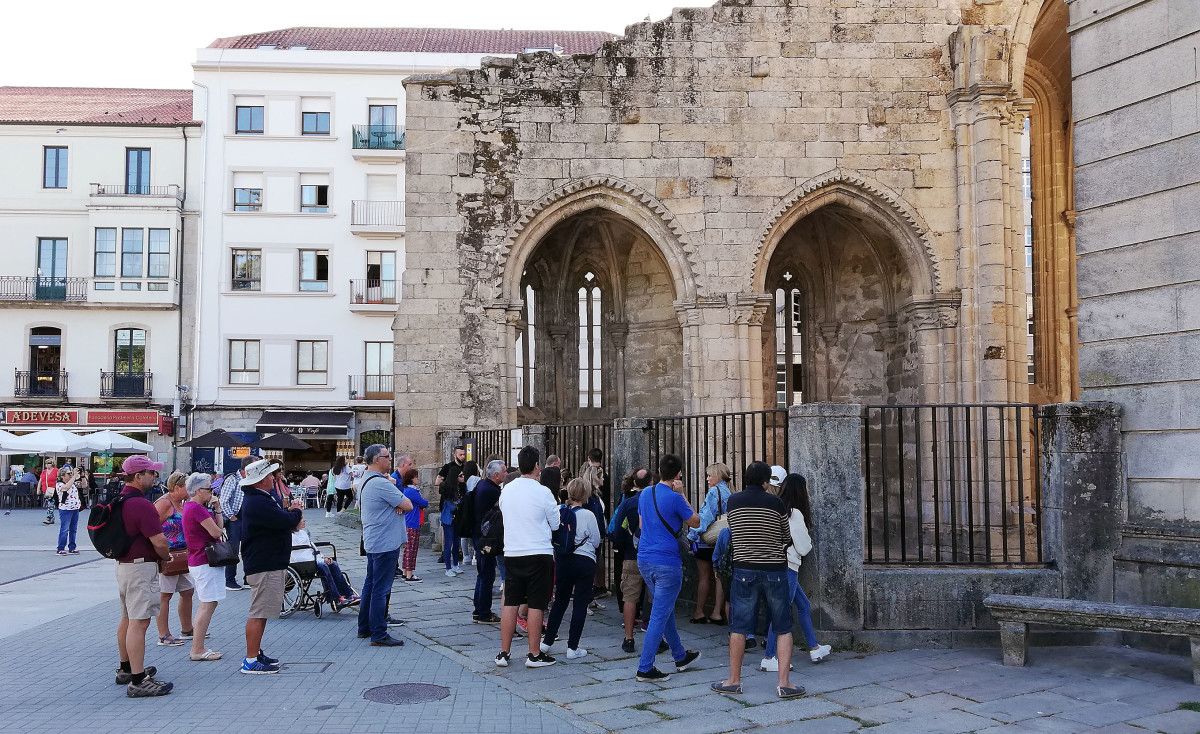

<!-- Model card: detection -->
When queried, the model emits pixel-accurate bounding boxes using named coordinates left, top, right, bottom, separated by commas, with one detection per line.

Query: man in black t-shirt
left=436, top=445, right=466, bottom=490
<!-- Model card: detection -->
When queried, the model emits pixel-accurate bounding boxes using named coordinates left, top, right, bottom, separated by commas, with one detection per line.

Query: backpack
left=552, top=506, right=585, bottom=558
left=477, top=506, right=504, bottom=557
left=87, top=493, right=133, bottom=559
left=452, top=494, right=476, bottom=538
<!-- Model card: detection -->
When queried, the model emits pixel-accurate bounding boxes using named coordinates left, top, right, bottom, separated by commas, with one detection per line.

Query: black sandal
left=708, top=616, right=727, bottom=625
left=689, top=617, right=708, bottom=624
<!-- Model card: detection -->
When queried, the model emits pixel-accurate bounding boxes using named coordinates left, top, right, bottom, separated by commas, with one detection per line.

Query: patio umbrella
left=0, top=429, right=18, bottom=453
left=250, top=433, right=312, bottom=451
left=3, top=428, right=92, bottom=454
left=179, top=429, right=246, bottom=448
left=80, top=430, right=154, bottom=453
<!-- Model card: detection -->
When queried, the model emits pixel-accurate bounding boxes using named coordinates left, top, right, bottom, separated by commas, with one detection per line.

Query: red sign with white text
left=5, top=409, right=79, bottom=425
left=86, top=410, right=160, bottom=426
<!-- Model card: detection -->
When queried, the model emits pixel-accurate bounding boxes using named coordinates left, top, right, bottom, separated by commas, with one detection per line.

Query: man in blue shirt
left=357, top=445, right=412, bottom=647
left=471, top=460, right=506, bottom=623
left=635, top=454, right=701, bottom=681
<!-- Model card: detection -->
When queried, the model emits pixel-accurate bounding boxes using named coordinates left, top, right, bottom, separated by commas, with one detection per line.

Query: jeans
left=324, top=493, right=336, bottom=513
left=729, top=568, right=792, bottom=637
left=56, top=509, right=79, bottom=551
left=224, top=516, right=242, bottom=586
left=462, top=537, right=475, bottom=562
left=441, top=523, right=462, bottom=570
left=314, top=560, right=355, bottom=601
left=335, top=488, right=352, bottom=512
left=637, top=562, right=687, bottom=673
left=765, top=569, right=819, bottom=655
left=473, top=537, right=497, bottom=618
left=358, top=548, right=400, bottom=641
left=543, top=554, right=596, bottom=650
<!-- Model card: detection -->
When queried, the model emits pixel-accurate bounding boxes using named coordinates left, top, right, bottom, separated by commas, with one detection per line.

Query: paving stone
left=784, top=715, right=862, bottom=733
left=1056, top=701, right=1149, bottom=727
left=1129, top=708, right=1200, bottom=734
left=648, top=694, right=744, bottom=719
left=863, top=709, right=1000, bottom=734
left=585, top=707, right=666, bottom=731
left=962, top=691, right=1092, bottom=723
left=977, top=717, right=1095, bottom=734
left=633, top=712, right=749, bottom=734
left=848, top=692, right=978, bottom=724
left=823, top=683, right=910, bottom=708
left=732, top=697, right=845, bottom=726
left=568, top=692, right=660, bottom=716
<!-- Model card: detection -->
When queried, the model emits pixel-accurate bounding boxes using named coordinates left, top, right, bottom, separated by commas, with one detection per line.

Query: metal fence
left=100, top=371, right=153, bottom=399
left=0, top=276, right=88, bottom=302
left=546, top=422, right=613, bottom=482
left=15, top=369, right=68, bottom=399
left=349, top=279, right=398, bottom=305
left=462, top=428, right=513, bottom=467
left=862, top=403, right=1044, bottom=566
left=351, top=200, right=404, bottom=227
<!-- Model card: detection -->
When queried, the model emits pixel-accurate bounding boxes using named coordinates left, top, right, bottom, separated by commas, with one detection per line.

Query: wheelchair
left=281, top=541, right=354, bottom=619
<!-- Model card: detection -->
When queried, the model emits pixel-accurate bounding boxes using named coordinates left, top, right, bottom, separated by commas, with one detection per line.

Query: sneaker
left=257, top=651, right=279, bottom=666
left=56, top=550, right=68, bottom=556
left=126, top=677, right=173, bottom=697
left=157, top=635, right=185, bottom=647
left=452, top=565, right=464, bottom=574
left=636, top=667, right=670, bottom=682
left=759, top=657, right=793, bottom=672
left=445, top=570, right=456, bottom=578
left=745, top=637, right=758, bottom=651
left=589, top=600, right=606, bottom=611
left=473, top=613, right=501, bottom=624
left=526, top=653, right=556, bottom=668
left=114, top=666, right=156, bottom=685
left=539, top=641, right=554, bottom=654
left=386, top=617, right=404, bottom=627
left=622, top=638, right=636, bottom=654
left=494, top=650, right=510, bottom=667
left=69, top=550, right=80, bottom=555
left=809, top=644, right=832, bottom=663
left=225, top=583, right=245, bottom=592
left=325, top=512, right=332, bottom=518
left=566, top=648, right=588, bottom=660
left=778, top=684, right=807, bottom=699
left=370, top=636, right=405, bottom=647
left=674, top=650, right=701, bottom=672
left=240, top=658, right=280, bottom=675
left=407, top=576, right=423, bottom=583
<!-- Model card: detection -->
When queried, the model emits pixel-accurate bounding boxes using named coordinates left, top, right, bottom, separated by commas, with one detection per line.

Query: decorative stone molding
left=900, top=292, right=963, bottom=330
left=819, top=322, right=841, bottom=344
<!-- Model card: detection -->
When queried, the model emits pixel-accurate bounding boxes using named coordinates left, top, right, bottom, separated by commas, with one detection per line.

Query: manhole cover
left=363, top=683, right=451, bottom=705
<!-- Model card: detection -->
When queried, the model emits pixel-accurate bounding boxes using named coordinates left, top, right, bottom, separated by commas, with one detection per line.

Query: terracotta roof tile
left=208, top=27, right=614, bottom=55
left=0, top=87, right=195, bottom=126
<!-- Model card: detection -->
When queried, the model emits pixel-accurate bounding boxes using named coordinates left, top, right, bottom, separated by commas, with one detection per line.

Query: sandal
left=707, top=616, right=727, bottom=625
left=689, top=617, right=708, bottom=624
left=157, top=635, right=185, bottom=647
left=711, top=681, right=742, bottom=695
left=190, top=649, right=223, bottom=661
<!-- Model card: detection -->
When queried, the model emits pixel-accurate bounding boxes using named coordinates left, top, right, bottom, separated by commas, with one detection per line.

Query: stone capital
left=608, top=321, right=630, bottom=349
left=901, top=292, right=962, bottom=331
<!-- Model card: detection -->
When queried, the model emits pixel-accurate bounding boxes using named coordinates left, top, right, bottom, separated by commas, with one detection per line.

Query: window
left=302, top=111, right=330, bottom=135
left=125, top=148, right=150, bottom=195
left=296, top=340, right=328, bottom=385
left=301, top=184, right=329, bottom=213
left=233, top=187, right=262, bottom=212
left=120, top=229, right=144, bottom=278
left=114, top=328, right=147, bottom=374
left=231, top=249, right=261, bottom=291
left=228, top=339, right=260, bottom=384
left=364, top=341, right=393, bottom=398
left=147, top=229, right=170, bottom=278
left=577, top=272, right=602, bottom=408
left=235, top=105, right=264, bottom=134
left=299, top=250, right=329, bottom=291
left=94, top=228, right=116, bottom=277
left=516, top=284, right=536, bottom=408
left=364, top=251, right=397, bottom=302
left=774, top=282, right=805, bottom=408
left=43, top=147, right=67, bottom=188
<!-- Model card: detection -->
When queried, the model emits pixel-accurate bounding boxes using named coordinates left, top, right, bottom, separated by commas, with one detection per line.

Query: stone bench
left=984, top=594, right=1200, bottom=684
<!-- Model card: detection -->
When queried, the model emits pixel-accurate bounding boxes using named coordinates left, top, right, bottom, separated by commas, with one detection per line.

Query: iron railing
left=351, top=124, right=406, bottom=150
left=462, top=428, right=513, bottom=467
left=349, top=374, right=394, bottom=400
left=349, top=279, right=398, bottom=305
left=546, top=422, right=614, bottom=483
left=15, top=370, right=68, bottom=399
left=646, top=410, right=789, bottom=511
left=351, top=200, right=404, bottom=227
left=91, top=183, right=182, bottom=200
left=0, top=276, right=88, bottom=302
left=100, top=371, right=153, bottom=399
left=862, top=403, right=1044, bottom=566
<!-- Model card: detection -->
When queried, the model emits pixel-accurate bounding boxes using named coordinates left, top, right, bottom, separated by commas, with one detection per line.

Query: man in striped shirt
left=711, top=461, right=804, bottom=699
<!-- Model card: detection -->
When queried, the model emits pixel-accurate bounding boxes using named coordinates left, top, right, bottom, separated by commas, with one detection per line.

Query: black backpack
left=552, top=506, right=585, bottom=559
left=452, top=493, right=476, bottom=538
left=477, top=506, right=504, bottom=557
left=87, top=493, right=133, bottom=559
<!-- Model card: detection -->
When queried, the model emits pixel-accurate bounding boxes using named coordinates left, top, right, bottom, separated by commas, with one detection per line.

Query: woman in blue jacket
left=397, top=467, right=428, bottom=582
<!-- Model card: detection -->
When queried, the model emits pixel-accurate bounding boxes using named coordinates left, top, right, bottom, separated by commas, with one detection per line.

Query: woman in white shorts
left=182, top=473, right=226, bottom=662
left=154, top=472, right=194, bottom=646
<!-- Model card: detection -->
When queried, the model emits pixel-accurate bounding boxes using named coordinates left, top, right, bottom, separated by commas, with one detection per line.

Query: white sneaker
left=539, top=642, right=552, bottom=654
left=809, top=644, right=832, bottom=663
left=445, top=570, right=456, bottom=578
left=452, top=566, right=464, bottom=574
left=566, top=648, right=588, bottom=660
left=760, top=656, right=779, bottom=672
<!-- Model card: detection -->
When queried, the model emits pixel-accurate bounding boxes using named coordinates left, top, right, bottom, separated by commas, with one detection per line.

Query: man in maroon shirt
left=113, top=455, right=173, bottom=698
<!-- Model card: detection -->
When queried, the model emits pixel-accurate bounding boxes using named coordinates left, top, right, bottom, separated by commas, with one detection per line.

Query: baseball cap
left=768, top=465, right=787, bottom=487
left=122, top=455, right=164, bottom=475
left=240, top=458, right=281, bottom=487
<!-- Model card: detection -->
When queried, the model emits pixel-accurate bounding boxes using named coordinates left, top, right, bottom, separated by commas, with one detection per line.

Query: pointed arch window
left=578, top=271, right=602, bottom=408
left=774, top=275, right=805, bottom=408
left=516, top=283, right=537, bottom=407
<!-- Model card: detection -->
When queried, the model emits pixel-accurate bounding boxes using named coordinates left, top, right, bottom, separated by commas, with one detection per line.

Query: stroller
left=282, top=539, right=359, bottom=618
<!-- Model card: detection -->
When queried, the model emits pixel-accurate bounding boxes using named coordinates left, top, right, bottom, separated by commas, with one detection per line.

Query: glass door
left=364, top=342, right=393, bottom=399
left=367, top=105, right=398, bottom=148
left=114, top=328, right=147, bottom=397
left=365, top=251, right=396, bottom=303
left=36, top=238, right=67, bottom=300
left=125, top=148, right=150, bottom=195
left=29, top=327, right=62, bottom=396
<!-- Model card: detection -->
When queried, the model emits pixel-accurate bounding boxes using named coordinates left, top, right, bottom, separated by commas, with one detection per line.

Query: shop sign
left=87, top=410, right=159, bottom=426
left=231, top=447, right=251, bottom=459
left=4, top=409, right=79, bottom=425
left=280, top=426, right=323, bottom=435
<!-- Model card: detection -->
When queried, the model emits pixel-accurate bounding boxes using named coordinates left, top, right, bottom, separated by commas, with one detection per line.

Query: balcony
left=349, top=279, right=398, bottom=314
left=0, top=277, right=177, bottom=308
left=0, top=276, right=88, bottom=303
left=100, top=371, right=153, bottom=401
left=89, top=183, right=183, bottom=208
left=350, top=200, right=404, bottom=237
left=15, top=370, right=68, bottom=400
left=351, top=125, right=405, bottom=163
left=349, top=374, right=394, bottom=401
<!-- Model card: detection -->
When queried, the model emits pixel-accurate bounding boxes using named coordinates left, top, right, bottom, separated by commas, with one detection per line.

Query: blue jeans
left=358, top=548, right=400, bottom=641
left=314, top=560, right=355, bottom=601
left=441, top=523, right=461, bottom=569
left=637, top=562, right=687, bottom=673
left=224, top=517, right=242, bottom=586
left=56, top=509, right=79, bottom=551
left=730, top=568, right=792, bottom=637
left=765, top=569, right=820, bottom=656
left=473, top=537, right=497, bottom=618
left=543, top=555, right=596, bottom=650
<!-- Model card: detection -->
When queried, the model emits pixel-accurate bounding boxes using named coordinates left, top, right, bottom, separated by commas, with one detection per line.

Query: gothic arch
left=498, top=177, right=700, bottom=304
left=751, top=170, right=942, bottom=296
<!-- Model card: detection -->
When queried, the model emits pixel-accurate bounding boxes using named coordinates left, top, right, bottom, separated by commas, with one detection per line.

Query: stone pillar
left=609, top=323, right=629, bottom=419
left=548, top=325, right=570, bottom=419
left=790, top=403, right=864, bottom=631
left=1040, top=402, right=1124, bottom=602
left=611, top=418, right=650, bottom=497
left=522, top=424, right=547, bottom=463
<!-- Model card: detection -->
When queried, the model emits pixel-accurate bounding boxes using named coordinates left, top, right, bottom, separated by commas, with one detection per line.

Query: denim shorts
left=729, top=568, right=792, bottom=636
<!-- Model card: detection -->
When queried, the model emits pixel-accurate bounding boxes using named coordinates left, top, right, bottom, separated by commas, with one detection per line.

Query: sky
left=0, top=0, right=685, bottom=89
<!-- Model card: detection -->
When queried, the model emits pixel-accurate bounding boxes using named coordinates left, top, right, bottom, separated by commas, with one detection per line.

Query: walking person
left=111, top=455, right=174, bottom=697
left=399, top=467, right=428, bottom=583
left=471, top=460, right=505, bottom=624
left=54, top=468, right=84, bottom=555
left=357, top=445, right=412, bottom=647
left=634, top=453, right=702, bottom=682
left=711, top=461, right=805, bottom=699
left=239, top=459, right=305, bottom=674
left=153, top=472, right=195, bottom=646
left=323, top=461, right=339, bottom=517
left=609, top=467, right=652, bottom=653
left=494, top=446, right=561, bottom=668
left=440, top=467, right=464, bottom=576
left=40, top=460, right=58, bottom=525
left=181, top=473, right=225, bottom=662
left=540, top=478, right=603, bottom=660
left=688, top=463, right=733, bottom=624
left=218, top=456, right=254, bottom=591
left=332, top=456, right=353, bottom=513
left=435, top=445, right=466, bottom=556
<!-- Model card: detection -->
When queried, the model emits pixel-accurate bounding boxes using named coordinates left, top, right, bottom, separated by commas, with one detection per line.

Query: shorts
left=116, top=561, right=161, bottom=620
left=620, top=560, right=643, bottom=603
left=729, top=568, right=792, bottom=637
left=692, top=546, right=714, bottom=562
left=190, top=564, right=227, bottom=604
left=246, top=570, right=286, bottom=619
left=502, top=554, right=554, bottom=610
left=159, top=570, right=195, bottom=594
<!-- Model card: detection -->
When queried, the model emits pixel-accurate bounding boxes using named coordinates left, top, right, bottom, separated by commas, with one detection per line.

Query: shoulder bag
left=699, top=488, right=729, bottom=546
left=651, top=484, right=692, bottom=556
left=204, top=536, right=239, bottom=567
left=158, top=549, right=189, bottom=576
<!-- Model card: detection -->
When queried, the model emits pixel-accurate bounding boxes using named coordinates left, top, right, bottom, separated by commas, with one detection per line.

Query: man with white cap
left=768, top=466, right=787, bottom=493
left=238, top=458, right=304, bottom=674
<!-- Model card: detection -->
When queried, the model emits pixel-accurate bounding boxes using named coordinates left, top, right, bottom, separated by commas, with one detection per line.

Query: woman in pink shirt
left=181, top=473, right=225, bottom=662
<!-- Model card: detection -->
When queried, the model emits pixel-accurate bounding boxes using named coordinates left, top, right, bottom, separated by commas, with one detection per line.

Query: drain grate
left=363, top=683, right=451, bottom=705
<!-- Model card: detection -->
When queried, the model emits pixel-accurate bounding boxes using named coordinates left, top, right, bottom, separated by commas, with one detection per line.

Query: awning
left=255, top=410, right=353, bottom=439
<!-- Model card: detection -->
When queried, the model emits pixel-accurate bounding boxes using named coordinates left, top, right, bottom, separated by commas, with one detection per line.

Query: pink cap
left=121, top=455, right=164, bottom=474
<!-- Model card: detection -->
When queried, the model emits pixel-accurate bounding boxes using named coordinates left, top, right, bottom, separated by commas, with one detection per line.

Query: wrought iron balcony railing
left=0, top=276, right=88, bottom=302
left=15, top=369, right=68, bottom=399
left=100, top=371, right=153, bottom=400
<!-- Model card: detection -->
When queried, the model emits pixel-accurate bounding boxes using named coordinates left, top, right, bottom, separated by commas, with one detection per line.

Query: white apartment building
left=189, top=27, right=612, bottom=473
left=0, top=87, right=199, bottom=472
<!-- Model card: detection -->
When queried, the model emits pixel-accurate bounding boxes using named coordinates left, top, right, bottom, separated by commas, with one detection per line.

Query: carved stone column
left=483, top=301, right=524, bottom=426
left=609, top=322, right=629, bottom=418
left=547, top=325, right=570, bottom=421
left=900, top=293, right=962, bottom=404
left=732, top=293, right=773, bottom=412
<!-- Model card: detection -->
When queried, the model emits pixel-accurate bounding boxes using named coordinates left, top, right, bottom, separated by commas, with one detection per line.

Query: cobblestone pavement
left=2, top=508, right=1198, bottom=733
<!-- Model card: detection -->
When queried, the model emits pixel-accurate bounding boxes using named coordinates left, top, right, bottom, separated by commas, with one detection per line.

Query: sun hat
left=768, top=465, right=787, bottom=487
left=122, top=455, right=164, bottom=475
left=240, top=458, right=281, bottom=487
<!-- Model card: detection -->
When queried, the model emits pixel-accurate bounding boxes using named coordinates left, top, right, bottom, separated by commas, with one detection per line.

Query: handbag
left=700, top=489, right=728, bottom=546
left=158, top=549, right=189, bottom=576
left=651, top=483, right=692, bottom=556
left=204, top=538, right=239, bottom=567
